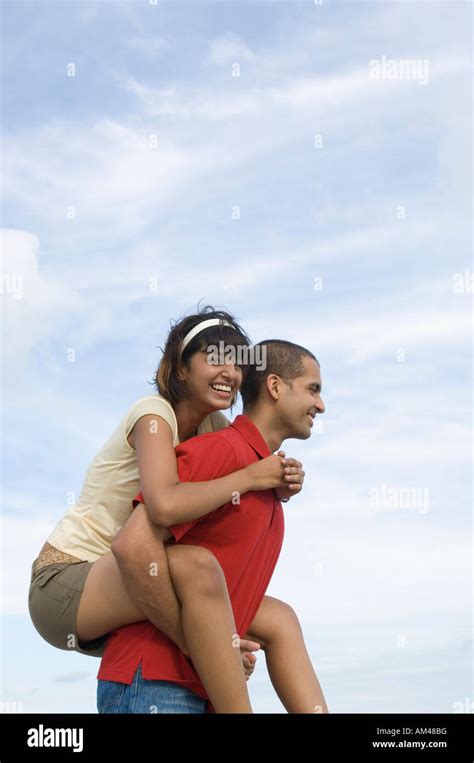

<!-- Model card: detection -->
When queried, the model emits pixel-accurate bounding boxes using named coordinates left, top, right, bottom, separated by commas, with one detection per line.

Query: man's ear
left=266, top=374, right=281, bottom=401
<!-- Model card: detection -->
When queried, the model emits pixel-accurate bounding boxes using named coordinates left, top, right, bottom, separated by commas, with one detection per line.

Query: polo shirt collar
left=230, top=414, right=271, bottom=458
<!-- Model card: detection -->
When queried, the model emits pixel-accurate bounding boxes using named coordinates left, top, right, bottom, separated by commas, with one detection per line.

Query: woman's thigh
left=97, top=663, right=208, bottom=714
left=77, top=504, right=172, bottom=640
left=77, top=541, right=224, bottom=643
left=76, top=502, right=196, bottom=641
left=76, top=552, right=146, bottom=642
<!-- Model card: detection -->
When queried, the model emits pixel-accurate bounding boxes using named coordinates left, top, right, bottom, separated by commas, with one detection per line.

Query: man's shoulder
left=177, top=424, right=238, bottom=454
left=175, top=422, right=243, bottom=475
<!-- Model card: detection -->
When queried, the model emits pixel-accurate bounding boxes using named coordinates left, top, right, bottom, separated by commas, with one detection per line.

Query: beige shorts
left=28, top=559, right=109, bottom=658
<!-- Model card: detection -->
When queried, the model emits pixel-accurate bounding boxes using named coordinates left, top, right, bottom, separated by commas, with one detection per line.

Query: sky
left=0, top=0, right=472, bottom=715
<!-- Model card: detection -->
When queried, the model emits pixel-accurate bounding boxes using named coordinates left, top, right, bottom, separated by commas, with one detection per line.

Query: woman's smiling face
left=179, top=347, right=243, bottom=411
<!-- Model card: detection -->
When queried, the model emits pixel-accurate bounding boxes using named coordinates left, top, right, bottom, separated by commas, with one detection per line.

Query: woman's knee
left=256, top=596, right=302, bottom=644
left=272, top=599, right=302, bottom=639
left=167, top=545, right=225, bottom=597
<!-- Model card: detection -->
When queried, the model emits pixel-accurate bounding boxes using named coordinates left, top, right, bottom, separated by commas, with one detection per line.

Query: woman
left=28, top=306, right=304, bottom=710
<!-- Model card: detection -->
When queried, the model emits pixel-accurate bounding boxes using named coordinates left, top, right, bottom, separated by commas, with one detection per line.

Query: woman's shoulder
left=128, top=392, right=174, bottom=411
left=125, top=393, right=177, bottom=438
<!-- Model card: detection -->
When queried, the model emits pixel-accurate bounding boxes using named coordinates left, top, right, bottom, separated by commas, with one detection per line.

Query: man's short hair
left=241, top=339, right=319, bottom=409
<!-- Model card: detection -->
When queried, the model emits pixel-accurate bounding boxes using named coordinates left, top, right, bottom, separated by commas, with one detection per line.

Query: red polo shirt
left=96, top=414, right=285, bottom=713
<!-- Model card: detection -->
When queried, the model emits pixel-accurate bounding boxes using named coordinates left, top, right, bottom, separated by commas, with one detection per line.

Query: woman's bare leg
left=76, top=504, right=254, bottom=712
left=77, top=549, right=254, bottom=712
left=76, top=552, right=150, bottom=642
left=77, top=505, right=185, bottom=650
left=166, top=544, right=253, bottom=713
left=78, top=547, right=253, bottom=712
left=246, top=595, right=329, bottom=713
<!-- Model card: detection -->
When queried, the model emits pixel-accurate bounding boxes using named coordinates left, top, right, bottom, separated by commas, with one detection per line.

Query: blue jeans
left=97, top=663, right=209, bottom=714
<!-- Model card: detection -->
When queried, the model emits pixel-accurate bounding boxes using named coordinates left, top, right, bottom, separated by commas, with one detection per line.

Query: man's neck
left=242, top=406, right=284, bottom=454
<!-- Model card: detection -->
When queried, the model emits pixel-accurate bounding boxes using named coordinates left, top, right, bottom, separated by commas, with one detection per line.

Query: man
left=97, top=340, right=326, bottom=713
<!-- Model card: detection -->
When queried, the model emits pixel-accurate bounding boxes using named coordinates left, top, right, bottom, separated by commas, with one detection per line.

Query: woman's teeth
left=210, top=384, right=232, bottom=393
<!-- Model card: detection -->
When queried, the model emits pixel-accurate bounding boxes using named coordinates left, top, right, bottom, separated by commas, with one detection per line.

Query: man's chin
left=288, top=427, right=312, bottom=441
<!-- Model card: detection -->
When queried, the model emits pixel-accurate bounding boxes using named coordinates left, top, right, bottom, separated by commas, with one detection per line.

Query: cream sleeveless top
left=46, top=394, right=230, bottom=562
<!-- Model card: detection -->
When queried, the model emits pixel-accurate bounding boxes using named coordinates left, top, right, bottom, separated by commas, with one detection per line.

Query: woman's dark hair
left=151, top=303, right=251, bottom=406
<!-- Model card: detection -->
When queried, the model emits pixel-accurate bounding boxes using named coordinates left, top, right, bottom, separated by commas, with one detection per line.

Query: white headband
left=180, top=318, right=234, bottom=355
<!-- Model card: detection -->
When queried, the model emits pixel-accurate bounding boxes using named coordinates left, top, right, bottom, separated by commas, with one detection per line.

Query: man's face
left=278, top=357, right=325, bottom=440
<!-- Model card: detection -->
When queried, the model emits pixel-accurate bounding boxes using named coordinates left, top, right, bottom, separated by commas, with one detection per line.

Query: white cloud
left=1, top=515, right=56, bottom=616
left=268, top=515, right=470, bottom=628
left=1, top=229, right=82, bottom=379
left=3, top=114, right=243, bottom=241
left=246, top=289, right=470, bottom=366
left=120, top=53, right=470, bottom=122
left=208, top=33, right=257, bottom=66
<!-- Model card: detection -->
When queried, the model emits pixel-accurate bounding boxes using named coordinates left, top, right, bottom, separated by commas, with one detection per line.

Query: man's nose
left=317, top=397, right=325, bottom=414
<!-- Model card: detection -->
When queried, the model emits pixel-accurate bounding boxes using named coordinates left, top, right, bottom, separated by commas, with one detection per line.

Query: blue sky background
left=1, top=0, right=472, bottom=714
